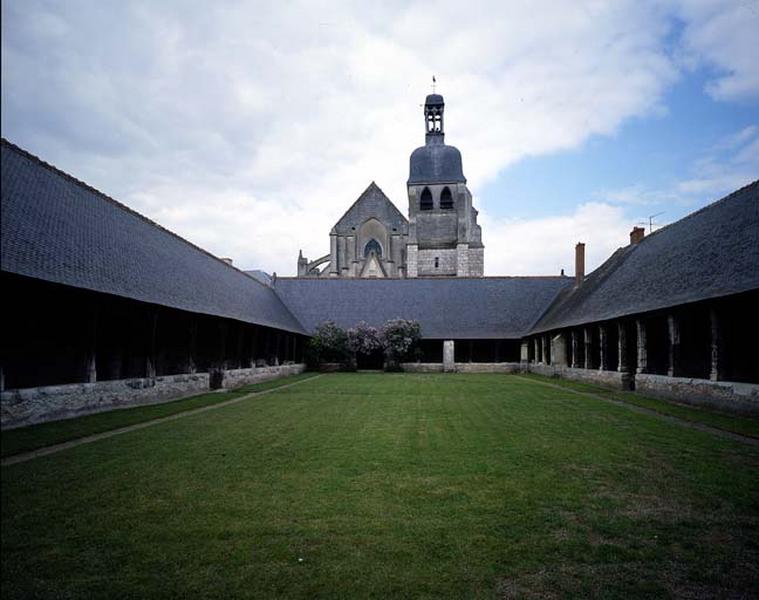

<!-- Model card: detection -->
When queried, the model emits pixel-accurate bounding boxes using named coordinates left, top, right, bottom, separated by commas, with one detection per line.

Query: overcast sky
left=2, top=0, right=758, bottom=276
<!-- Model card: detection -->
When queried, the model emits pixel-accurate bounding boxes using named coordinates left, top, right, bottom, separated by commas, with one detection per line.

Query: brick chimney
left=630, top=227, right=645, bottom=245
left=575, top=242, right=585, bottom=286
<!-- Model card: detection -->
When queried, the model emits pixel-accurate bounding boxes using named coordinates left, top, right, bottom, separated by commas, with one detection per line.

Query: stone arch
left=440, top=186, right=453, bottom=210
left=358, top=218, right=388, bottom=263
left=364, top=238, right=382, bottom=257
left=420, top=187, right=433, bottom=211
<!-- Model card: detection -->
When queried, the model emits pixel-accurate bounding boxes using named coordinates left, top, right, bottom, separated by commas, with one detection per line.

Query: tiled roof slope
left=1, top=140, right=305, bottom=334
left=273, top=277, right=571, bottom=339
left=531, top=180, right=759, bottom=334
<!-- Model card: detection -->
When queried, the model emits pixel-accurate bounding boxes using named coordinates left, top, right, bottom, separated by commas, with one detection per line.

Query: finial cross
left=431, top=75, right=436, bottom=93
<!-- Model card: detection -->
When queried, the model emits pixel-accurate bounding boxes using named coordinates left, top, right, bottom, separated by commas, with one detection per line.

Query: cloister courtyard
left=2, top=372, right=757, bottom=598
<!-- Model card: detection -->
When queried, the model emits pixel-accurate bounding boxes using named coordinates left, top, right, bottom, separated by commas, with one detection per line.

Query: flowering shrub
left=307, top=321, right=349, bottom=365
left=347, top=321, right=382, bottom=356
left=380, top=318, right=422, bottom=369
left=307, top=318, right=422, bottom=371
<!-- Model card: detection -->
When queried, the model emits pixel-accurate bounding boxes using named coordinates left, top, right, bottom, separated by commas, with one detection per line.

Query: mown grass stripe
left=1, top=374, right=323, bottom=466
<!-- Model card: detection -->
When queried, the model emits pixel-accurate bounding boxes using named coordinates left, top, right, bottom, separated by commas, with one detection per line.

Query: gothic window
left=434, top=257, right=439, bottom=268
left=440, top=186, right=453, bottom=209
left=364, top=239, right=382, bottom=258
left=420, top=187, right=433, bottom=211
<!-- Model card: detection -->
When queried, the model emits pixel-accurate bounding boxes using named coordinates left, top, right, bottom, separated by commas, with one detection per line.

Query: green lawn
left=522, top=373, right=759, bottom=439
left=2, top=373, right=757, bottom=598
left=1, top=373, right=317, bottom=458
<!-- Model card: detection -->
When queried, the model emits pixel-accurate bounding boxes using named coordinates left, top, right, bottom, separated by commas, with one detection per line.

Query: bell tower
left=406, top=90, right=484, bottom=277
left=424, top=93, right=444, bottom=137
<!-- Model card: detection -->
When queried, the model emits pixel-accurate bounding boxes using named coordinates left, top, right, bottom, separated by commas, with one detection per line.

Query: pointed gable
left=360, top=253, right=386, bottom=278
left=333, top=182, right=408, bottom=235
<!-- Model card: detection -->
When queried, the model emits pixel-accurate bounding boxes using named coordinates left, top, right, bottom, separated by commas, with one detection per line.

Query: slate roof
left=425, top=94, right=444, bottom=106
left=530, top=180, right=759, bottom=334
left=244, top=270, right=273, bottom=287
left=333, top=182, right=408, bottom=234
left=273, top=277, right=571, bottom=339
left=408, top=140, right=466, bottom=185
left=1, top=139, right=305, bottom=334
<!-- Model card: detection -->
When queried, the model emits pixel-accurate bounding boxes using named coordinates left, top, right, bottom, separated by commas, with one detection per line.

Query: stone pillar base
left=443, top=340, right=455, bottom=372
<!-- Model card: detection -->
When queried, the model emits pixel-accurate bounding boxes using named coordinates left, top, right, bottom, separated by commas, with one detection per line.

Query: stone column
left=187, top=319, right=197, bottom=373
left=617, top=322, right=628, bottom=373
left=520, top=341, right=529, bottom=363
left=443, top=340, right=455, bottom=372
left=83, top=302, right=98, bottom=383
left=339, top=236, right=348, bottom=275
left=667, top=314, right=681, bottom=377
left=599, top=325, right=608, bottom=371
left=532, top=338, right=539, bottom=364
left=146, top=309, right=158, bottom=379
left=329, top=233, right=339, bottom=276
left=543, top=335, right=551, bottom=365
left=551, top=333, right=567, bottom=366
left=710, top=307, right=725, bottom=381
left=274, top=332, right=282, bottom=366
left=571, top=330, right=579, bottom=368
left=636, top=319, right=647, bottom=374
left=584, top=328, right=592, bottom=369
left=346, top=236, right=356, bottom=277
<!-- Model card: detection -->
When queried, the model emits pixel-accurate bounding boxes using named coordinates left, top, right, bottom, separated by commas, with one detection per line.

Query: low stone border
left=514, top=374, right=758, bottom=447
left=1, top=373, right=323, bottom=467
left=635, top=373, right=759, bottom=416
left=529, top=364, right=632, bottom=389
left=1, top=364, right=306, bottom=429
left=401, top=362, right=522, bottom=373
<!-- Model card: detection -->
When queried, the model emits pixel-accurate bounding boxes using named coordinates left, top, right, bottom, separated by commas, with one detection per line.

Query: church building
left=1, top=90, right=757, bottom=429
left=297, top=93, right=484, bottom=278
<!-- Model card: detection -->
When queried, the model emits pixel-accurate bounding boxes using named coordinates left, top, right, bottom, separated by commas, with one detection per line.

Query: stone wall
left=417, top=248, right=458, bottom=276
left=635, top=373, right=759, bottom=415
left=530, top=364, right=631, bottom=389
left=400, top=363, right=444, bottom=373
left=455, top=362, right=522, bottom=373
left=406, top=244, right=418, bottom=277
left=1, top=364, right=306, bottom=429
left=456, top=244, right=469, bottom=276
left=529, top=364, right=758, bottom=414
left=221, top=363, right=305, bottom=389
left=468, top=246, right=484, bottom=277
left=401, top=362, right=522, bottom=373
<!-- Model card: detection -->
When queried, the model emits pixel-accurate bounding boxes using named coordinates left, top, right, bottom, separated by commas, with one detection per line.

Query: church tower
left=406, top=93, right=483, bottom=277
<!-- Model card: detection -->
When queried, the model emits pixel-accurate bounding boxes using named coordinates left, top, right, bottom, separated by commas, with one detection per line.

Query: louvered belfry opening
left=440, top=186, right=453, bottom=210
left=420, top=187, right=433, bottom=210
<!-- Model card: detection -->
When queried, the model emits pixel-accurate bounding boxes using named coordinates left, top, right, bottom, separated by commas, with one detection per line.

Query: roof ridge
left=638, top=178, right=759, bottom=243
left=275, top=275, right=570, bottom=281
left=1, top=138, right=272, bottom=293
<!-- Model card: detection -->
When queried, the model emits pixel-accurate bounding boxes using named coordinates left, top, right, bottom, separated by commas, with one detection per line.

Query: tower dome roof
left=425, top=93, right=444, bottom=106
left=408, top=144, right=466, bottom=185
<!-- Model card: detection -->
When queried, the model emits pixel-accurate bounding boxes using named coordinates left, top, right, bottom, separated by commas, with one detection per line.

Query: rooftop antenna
left=647, top=211, right=665, bottom=233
